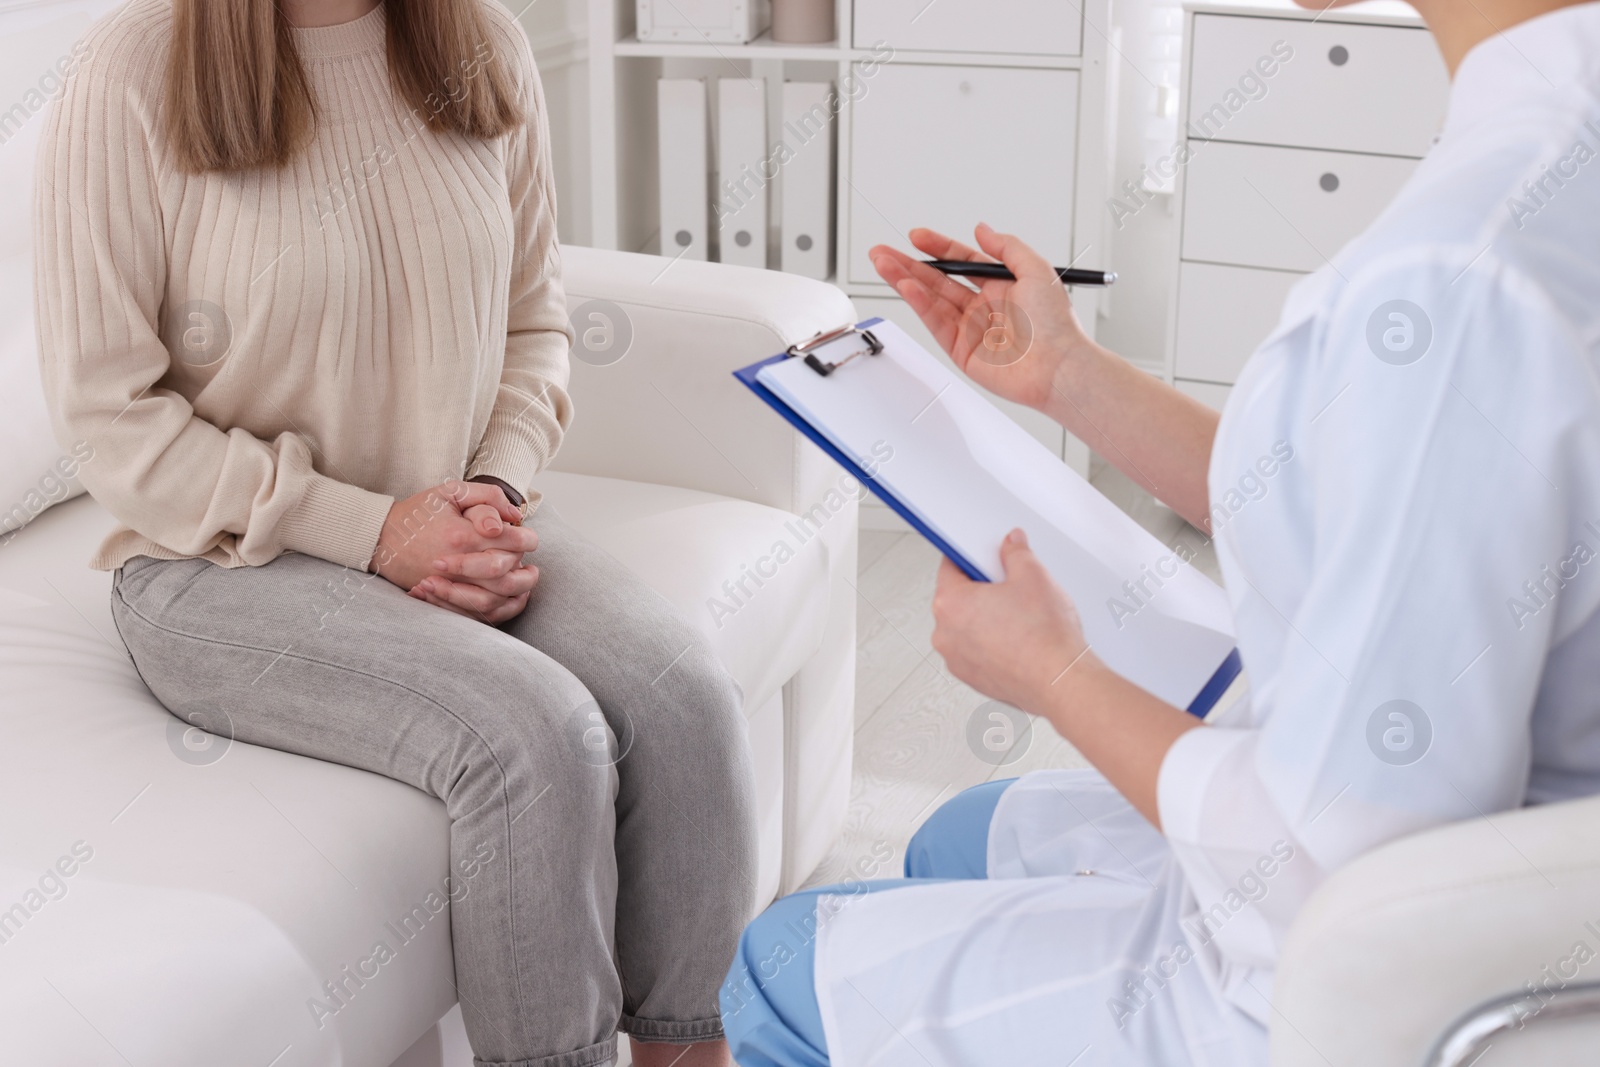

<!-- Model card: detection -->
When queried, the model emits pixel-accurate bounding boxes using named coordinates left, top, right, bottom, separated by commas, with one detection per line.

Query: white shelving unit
left=585, top=0, right=1119, bottom=484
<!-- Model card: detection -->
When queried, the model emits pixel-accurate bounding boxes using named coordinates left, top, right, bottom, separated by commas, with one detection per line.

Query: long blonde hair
left=163, top=0, right=524, bottom=173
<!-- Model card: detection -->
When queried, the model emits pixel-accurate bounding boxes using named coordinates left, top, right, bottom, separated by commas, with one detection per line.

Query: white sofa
left=0, top=238, right=859, bottom=1065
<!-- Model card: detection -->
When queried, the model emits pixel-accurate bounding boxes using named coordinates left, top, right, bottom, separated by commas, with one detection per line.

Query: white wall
left=505, top=0, right=593, bottom=247
left=1096, top=0, right=1184, bottom=369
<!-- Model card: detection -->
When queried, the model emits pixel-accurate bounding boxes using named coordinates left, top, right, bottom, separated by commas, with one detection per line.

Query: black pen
left=925, top=260, right=1118, bottom=287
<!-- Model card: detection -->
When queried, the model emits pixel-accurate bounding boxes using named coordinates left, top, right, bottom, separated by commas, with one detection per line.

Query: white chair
left=1274, top=795, right=1600, bottom=1066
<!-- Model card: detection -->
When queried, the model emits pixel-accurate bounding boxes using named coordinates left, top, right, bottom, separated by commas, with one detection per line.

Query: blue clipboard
left=734, top=318, right=1242, bottom=719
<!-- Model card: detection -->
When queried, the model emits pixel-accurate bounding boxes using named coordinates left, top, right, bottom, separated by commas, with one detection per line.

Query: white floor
left=397, top=464, right=1208, bottom=1067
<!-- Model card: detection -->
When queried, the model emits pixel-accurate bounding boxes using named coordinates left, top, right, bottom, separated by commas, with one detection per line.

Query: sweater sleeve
left=464, top=15, right=575, bottom=499
left=34, top=41, right=394, bottom=572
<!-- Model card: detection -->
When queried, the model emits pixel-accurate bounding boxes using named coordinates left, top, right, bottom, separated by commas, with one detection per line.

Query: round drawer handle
left=1329, top=45, right=1349, bottom=65
left=1320, top=173, right=1340, bottom=192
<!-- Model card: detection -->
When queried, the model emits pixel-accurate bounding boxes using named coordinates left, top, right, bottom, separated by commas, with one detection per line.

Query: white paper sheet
left=758, top=319, right=1236, bottom=709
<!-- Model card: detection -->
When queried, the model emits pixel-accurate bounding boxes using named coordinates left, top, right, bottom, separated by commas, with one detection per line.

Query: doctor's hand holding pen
left=870, top=225, right=1225, bottom=828
left=868, top=224, right=1092, bottom=413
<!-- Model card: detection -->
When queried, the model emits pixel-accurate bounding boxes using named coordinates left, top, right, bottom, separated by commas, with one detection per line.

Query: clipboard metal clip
left=788, top=324, right=883, bottom=377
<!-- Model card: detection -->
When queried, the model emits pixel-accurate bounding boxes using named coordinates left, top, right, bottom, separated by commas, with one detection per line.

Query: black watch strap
left=467, top=475, right=525, bottom=510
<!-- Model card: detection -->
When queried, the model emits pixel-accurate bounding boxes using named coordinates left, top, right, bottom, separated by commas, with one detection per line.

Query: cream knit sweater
left=34, top=0, right=574, bottom=573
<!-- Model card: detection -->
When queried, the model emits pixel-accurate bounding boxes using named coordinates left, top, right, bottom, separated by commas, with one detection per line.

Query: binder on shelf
left=658, top=78, right=709, bottom=262
left=780, top=81, right=835, bottom=280
left=716, top=78, right=769, bottom=270
left=734, top=319, right=1243, bottom=718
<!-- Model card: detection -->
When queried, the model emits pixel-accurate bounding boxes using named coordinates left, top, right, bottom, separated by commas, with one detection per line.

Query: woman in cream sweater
left=35, top=1, right=753, bottom=1064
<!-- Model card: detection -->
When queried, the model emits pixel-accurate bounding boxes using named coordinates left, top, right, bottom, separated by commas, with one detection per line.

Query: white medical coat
left=813, top=6, right=1600, bottom=1064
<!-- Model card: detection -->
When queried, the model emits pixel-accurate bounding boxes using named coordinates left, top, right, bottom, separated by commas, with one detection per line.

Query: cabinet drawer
left=1174, top=262, right=1301, bottom=384
left=1176, top=379, right=1233, bottom=413
left=847, top=64, right=1078, bottom=286
left=1188, top=15, right=1448, bottom=157
left=854, top=0, right=1081, bottom=56
left=1182, top=141, right=1416, bottom=273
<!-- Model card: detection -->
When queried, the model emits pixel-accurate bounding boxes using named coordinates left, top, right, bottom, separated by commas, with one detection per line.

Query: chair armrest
left=551, top=246, right=857, bottom=518
left=1272, top=794, right=1600, bottom=1067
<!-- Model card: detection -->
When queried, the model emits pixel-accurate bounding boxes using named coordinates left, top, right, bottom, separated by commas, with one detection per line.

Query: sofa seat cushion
left=0, top=476, right=828, bottom=1067
left=536, top=471, right=829, bottom=713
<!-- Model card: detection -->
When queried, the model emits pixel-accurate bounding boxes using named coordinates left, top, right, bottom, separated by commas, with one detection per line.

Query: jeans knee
left=439, top=652, right=614, bottom=825
left=642, top=634, right=749, bottom=775
left=661, top=631, right=743, bottom=719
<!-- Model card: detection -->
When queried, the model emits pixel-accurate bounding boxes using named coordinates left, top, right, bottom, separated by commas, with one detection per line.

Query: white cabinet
left=853, top=0, right=1082, bottom=57
left=1174, top=262, right=1299, bottom=384
left=847, top=64, right=1079, bottom=285
left=1166, top=2, right=1450, bottom=396
left=588, top=0, right=1113, bottom=476
left=1181, top=141, right=1417, bottom=273
left=1188, top=14, right=1447, bottom=157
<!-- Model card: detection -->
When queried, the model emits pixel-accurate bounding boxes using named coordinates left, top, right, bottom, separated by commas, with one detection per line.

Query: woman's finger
left=475, top=523, right=540, bottom=555
left=413, top=585, right=527, bottom=625
left=414, top=575, right=509, bottom=620
left=438, top=561, right=540, bottom=598
left=973, top=223, right=1059, bottom=285
left=870, top=250, right=979, bottom=360
left=464, top=503, right=505, bottom=538
left=908, top=227, right=999, bottom=266
left=439, top=480, right=521, bottom=525
left=424, top=586, right=528, bottom=625
left=494, top=592, right=531, bottom=624
left=433, top=549, right=520, bottom=580
left=873, top=263, right=964, bottom=349
left=871, top=244, right=984, bottom=309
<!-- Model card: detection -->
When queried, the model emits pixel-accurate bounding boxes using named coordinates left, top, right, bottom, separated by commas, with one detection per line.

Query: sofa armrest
left=554, top=246, right=861, bottom=892
left=1272, top=795, right=1600, bottom=1067
left=552, top=246, right=857, bottom=517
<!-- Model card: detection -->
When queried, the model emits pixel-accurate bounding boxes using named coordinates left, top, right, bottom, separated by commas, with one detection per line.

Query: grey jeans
left=110, top=507, right=758, bottom=1067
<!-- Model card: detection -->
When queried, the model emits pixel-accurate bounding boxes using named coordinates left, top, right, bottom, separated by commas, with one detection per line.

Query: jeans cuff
left=621, top=1013, right=725, bottom=1044
left=475, top=1035, right=617, bottom=1067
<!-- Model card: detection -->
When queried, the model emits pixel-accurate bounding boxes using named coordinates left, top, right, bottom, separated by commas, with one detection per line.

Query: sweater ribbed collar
left=291, top=3, right=386, bottom=60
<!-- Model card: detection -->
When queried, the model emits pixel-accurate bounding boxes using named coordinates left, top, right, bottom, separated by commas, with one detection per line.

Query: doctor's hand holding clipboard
left=869, top=225, right=1229, bottom=829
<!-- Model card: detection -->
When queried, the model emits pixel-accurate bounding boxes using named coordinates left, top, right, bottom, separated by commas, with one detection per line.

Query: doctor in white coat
left=720, top=0, right=1600, bottom=1064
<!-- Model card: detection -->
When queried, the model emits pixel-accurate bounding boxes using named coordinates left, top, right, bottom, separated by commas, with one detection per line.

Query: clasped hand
left=375, top=480, right=539, bottom=624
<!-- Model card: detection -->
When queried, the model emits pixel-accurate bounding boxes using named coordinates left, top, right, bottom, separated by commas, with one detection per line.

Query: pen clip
left=788, top=324, right=883, bottom=377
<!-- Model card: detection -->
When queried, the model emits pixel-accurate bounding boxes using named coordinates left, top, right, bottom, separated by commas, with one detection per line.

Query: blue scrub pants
left=719, top=779, right=1016, bottom=1067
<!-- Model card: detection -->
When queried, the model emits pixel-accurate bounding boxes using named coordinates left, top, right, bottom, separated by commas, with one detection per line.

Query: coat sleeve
left=1157, top=252, right=1600, bottom=973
